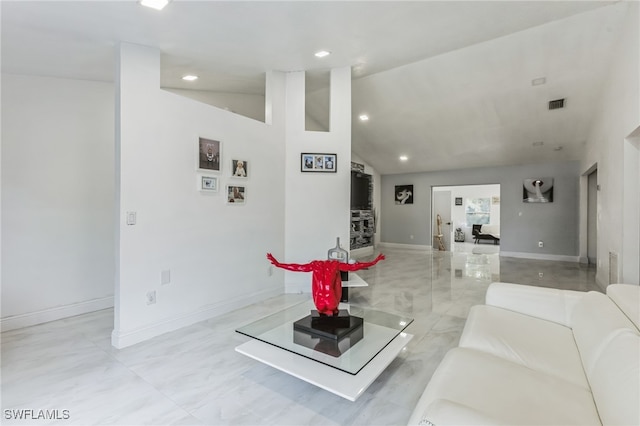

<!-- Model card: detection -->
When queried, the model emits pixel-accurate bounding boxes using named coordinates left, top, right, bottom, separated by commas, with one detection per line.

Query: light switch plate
left=161, top=270, right=171, bottom=285
left=126, top=211, right=137, bottom=225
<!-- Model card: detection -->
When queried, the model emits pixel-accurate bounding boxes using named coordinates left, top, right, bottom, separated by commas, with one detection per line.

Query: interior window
left=466, top=198, right=490, bottom=226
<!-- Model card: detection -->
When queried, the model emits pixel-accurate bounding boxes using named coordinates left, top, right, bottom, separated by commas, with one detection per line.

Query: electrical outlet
left=161, top=269, right=171, bottom=285
left=146, top=290, right=156, bottom=305
left=410, top=235, right=414, bottom=240
left=538, top=241, right=544, bottom=248
left=538, top=272, right=544, bottom=279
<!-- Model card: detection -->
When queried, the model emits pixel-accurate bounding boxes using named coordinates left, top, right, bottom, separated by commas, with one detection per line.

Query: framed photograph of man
left=301, top=153, right=337, bottom=173
left=226, top=185, right=246, bottom=204
left=231, top=159, right=248, bottom=178
left=198, top=137, right=221, bottom=172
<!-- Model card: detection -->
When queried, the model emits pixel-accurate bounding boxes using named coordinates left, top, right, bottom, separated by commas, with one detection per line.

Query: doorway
left=587, top=168, right=598, bottom=267
left=432, top=184, right=501, bottom=252
left=622, top=129, right=640, bottom=284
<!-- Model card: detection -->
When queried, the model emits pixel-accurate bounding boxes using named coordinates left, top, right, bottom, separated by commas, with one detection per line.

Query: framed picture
left=226, top=185, right=246, bottom=204
left=231, top=159, right=248, bottom=178
left=455, top=197, right=463, bottom=206
left=395, top=185, right=414, bottom=205
left=301, top=153, right=337, bottom=173
left=198, top=137, right=221, bottom=172
left=523, top=178, right=554, bottom=203
left=199, top=175, right=219, bottom=192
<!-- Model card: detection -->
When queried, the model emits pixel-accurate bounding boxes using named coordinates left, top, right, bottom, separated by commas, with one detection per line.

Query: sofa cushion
left=571, top=291, right=637, bottom=375
left=416, top=399, right=508, bottom=425
left=459, top=305, right=589, bottom=389
left=480, top=225, right=500, bottom=238
left=606, top=283, right=640, bottom=330
left=409, top=347, right=600, bottom=426
left=486, top=282, right=585, bottom=326
left=588, top=329, right=640, bottom=426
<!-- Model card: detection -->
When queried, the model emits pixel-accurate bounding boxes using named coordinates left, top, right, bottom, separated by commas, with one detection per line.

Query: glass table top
left=236, top=300, right=413, bottom=375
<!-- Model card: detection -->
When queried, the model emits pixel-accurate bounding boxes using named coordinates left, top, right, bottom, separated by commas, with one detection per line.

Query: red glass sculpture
left=266, top=253, right=385, bottom=316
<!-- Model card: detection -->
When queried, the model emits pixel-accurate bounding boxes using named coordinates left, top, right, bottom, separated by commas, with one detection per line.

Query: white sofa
left=408, top=283, right=640, bottom=426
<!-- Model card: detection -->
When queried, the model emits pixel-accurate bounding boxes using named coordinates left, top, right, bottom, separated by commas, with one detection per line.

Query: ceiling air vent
left=548, top=98, right=565, bottom=110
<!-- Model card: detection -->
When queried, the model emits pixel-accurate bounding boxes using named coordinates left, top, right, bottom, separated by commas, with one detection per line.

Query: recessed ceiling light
left=359, top=114, right=369, bottom=121
left=182, top=75, right=198, bottom=81
left=314, top=50, right=331, bottom=58
left=532, top=141, right=544, bottom=147
left=399, top=155, right=408, bottom=161
left=140, top=0, right=170, bottom=10
left=532, top=77, right=546, bottom=86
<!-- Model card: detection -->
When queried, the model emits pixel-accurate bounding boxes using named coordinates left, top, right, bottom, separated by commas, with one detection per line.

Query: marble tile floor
left=1, top=248, right=600, bottom=426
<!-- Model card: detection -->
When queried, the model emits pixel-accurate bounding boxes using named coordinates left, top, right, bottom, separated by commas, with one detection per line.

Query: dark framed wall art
left=301, top=153, right=337, bottom=173
left=198, top=137, right=221, bottom=172
left=523, top=178, right=554, bottom=203
left=395, top=185, right=414, bottom=205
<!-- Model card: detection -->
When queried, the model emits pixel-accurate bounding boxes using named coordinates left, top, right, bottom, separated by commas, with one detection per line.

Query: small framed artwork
left=395, top=185, right=414, bottom=205
left=523, top=178, right=554, bottom=203
left=198, top=137, right=221, bottom=172
left=455, top=197, right=463, bottom=206
left=301, top=153, right=337, bottom=173
left=231, top=159, right=248, bottom=178
left=200, top=175, right=219, bottom=192
left=226, top=185, right=246, bottom=204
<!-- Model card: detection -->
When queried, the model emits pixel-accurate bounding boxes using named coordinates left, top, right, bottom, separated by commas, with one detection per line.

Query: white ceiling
left=1, top=0, right=631, bottom=174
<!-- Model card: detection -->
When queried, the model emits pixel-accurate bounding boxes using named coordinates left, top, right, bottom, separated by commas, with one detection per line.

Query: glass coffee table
left=235, top=300, right=413, bottom=401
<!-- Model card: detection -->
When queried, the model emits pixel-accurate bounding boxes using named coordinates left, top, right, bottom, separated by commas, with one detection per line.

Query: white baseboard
left=595, top=275, right=608, bottom=292
left=378, top=242, right=432, bottom=251
left=111, top=286, right=282, bottom=349
left=285, top=282, right=310, bottom=294
left=1, top=296, right=114, bottom=332
left=350, top=246, right=374, bottom=258
left=500, top=251, right=580, bottom=263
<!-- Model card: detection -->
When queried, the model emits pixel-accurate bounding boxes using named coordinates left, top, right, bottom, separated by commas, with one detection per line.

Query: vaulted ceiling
left=2, top=1, right=631, bottom=174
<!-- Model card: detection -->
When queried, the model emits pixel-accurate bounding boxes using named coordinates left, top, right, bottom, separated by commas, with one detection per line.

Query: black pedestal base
left=294, top=310, right=362, bottom=340
left=293, top=311, right=364, bottom=357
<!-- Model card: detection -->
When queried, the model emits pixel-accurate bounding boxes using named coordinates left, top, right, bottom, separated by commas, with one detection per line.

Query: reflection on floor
left=1, top=248, right=600, bottom=425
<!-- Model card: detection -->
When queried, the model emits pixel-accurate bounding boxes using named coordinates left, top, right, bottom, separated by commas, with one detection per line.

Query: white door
left=433, top=190, right=452, bottom=251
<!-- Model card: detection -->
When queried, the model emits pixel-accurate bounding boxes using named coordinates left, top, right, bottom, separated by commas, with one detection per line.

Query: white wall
left=113, top=43, right=286, bottom=347
left=1, top=74, right=115, bottom=330
left=161, top=88, right=266, bottom=123
left=434, top=184, right=501, bottom=242
left=382, top=161, right=581, bottom=261
left=283, top=69, right=352, bottom=293
left=580, top=2, right=639, bottom=287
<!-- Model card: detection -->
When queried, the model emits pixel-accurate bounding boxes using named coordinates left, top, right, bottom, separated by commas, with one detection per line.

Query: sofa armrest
left=485, top=282, right=586, bottom=327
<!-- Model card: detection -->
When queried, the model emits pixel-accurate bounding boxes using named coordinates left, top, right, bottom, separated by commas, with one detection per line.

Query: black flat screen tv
left=351, top=171, right=372, bottom=210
